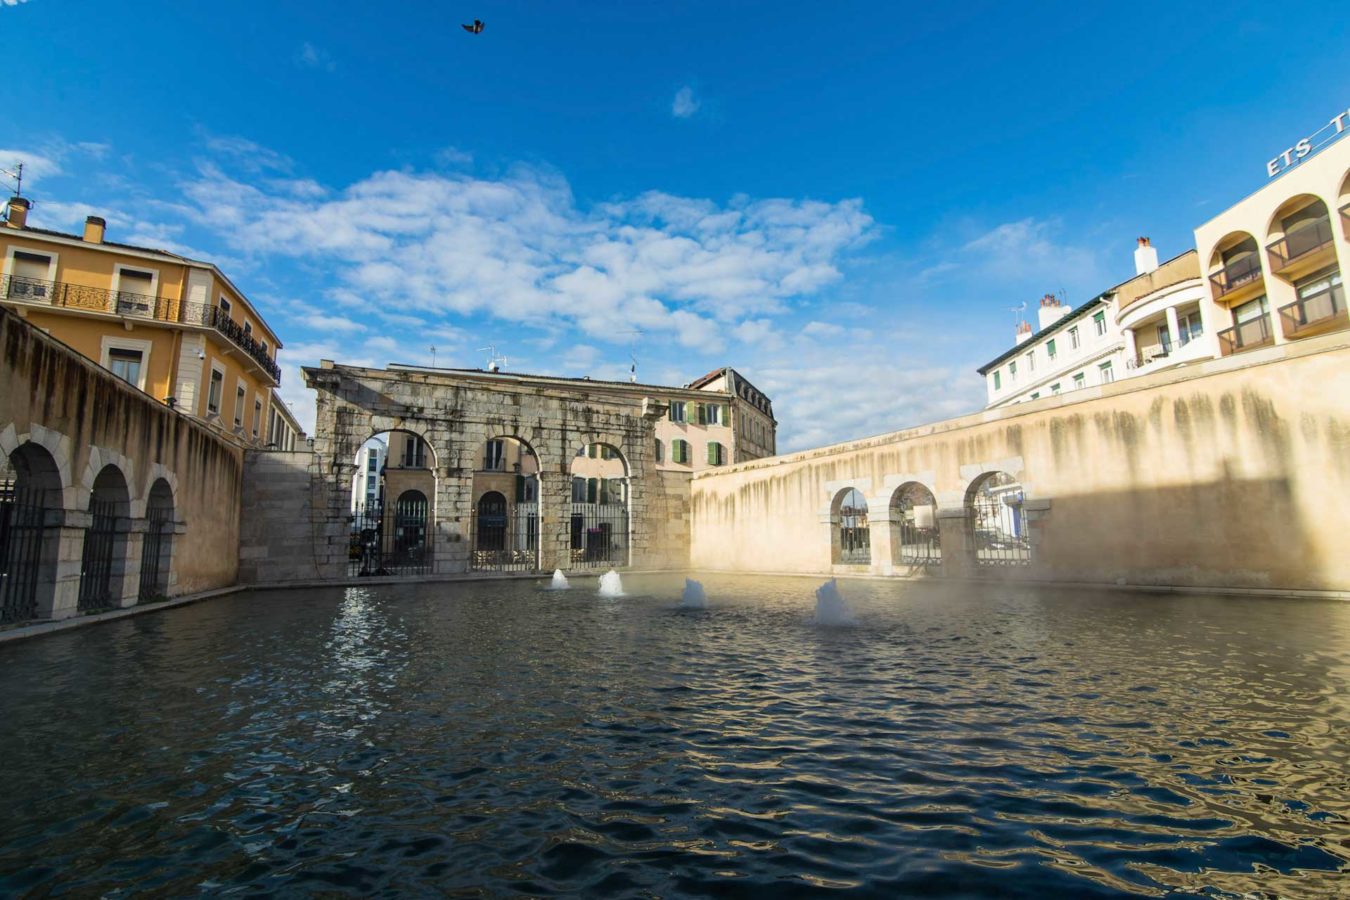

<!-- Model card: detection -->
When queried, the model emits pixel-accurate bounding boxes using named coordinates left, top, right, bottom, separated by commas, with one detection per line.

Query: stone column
left=867, top=507, right=897, bottom=576
left=539, top=469, right=573, bottom=573
left=433, top=462, right=470, bottom=575
left=40, top=508, right=89, bottom=620
left=1165, top=306, right=1181, bottom=351
left=936, top=507, right=973, bottom=579
left=114, top=517, right=146, bottom=607
left=820, top=511, right=839, bottom=569
left=1122, top=327, right=1137, bottom=368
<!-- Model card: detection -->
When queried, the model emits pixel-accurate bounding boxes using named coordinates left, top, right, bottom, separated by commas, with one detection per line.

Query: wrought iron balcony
left=1, top=274, right=281, bottom=383
left=1278, top=282, right=1347, bottom=340
left=1266, top=215, right=1335, bottom=278
left=1217, top=315, right=1273, bottom=357
left=1208, top=254, right=1264, bottom=302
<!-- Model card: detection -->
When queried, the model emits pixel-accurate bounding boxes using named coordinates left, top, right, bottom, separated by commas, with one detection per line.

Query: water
left=814, top=577, right=856, bottom=625
left=1, top=575, right=1347, bottom=897
left=679, top=578, right=707, bottom=609
left=598, top=569, right=624, bottom=597
left=549, top=569, right=570, bottom=590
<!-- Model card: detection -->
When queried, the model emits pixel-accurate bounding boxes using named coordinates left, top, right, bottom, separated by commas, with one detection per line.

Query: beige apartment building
left=0, top=196, right=301, bottom=450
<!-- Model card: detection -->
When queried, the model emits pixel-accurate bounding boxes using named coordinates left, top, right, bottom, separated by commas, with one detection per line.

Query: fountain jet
left=814, top=578, right=856, bottom=625
left=679, top=578, right=707, bottom=609
left=549, top=569, right=570, bottom=590
left=598, top=570, right=624, bottom=597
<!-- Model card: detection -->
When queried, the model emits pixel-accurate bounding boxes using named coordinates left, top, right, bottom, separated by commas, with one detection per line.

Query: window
left=571, top=477, right=587, bottom=503
left=1073, top=373, right=1086, bottom=390
left=1099, top=361, right=1115, bottom=384
left=219, top=296, right=232, bottom=315
left=1046, top=338, right=1056, bottom=360
left=207, top=368, right=224, bottom=415
left=485, top=439, right=505, bottom=470
left=108, top=348, right=143, bottom=387
left=1009, top=360, right=1018, bottom=381
left=261, top=340, right=269, bottom=358
left=1069, top=326, right=1080, bottom=349
left=114, top=267, right=156, bottom=316
left=672, top=439, right=690, bottom=464
left=253, top=399, right=262, bottom=438
left=1051, top=383, right=1061, bottom=395
left=1295, top=266, right=1342, bottom=304
left=1093, top=311, right=1107, bottom=336
left=993, top=370, right=1002, bottom=390
left=367, top=453, right=379, bottom=472
left=1177, top=311, right=1204, bottom=343
left=244, top=321, right=253, bottom=337
left=7, top=250, right=54, bottom=300
left=402, top=436, right=426, bottom=468
left=234, top=385, right=246, bottom=428
left=1025, top=351, right=1034, bottom=372
left=654, top=439, right=664, bottom=464
left=1030, top=392, right=1040, bottom=400
left=707, top=442, right=725, bottom=466
left=669, top=401, right=687, bottom=423
left=704, top=404, right=726, bottom=426
left=601, top=445, right=617, bottom=460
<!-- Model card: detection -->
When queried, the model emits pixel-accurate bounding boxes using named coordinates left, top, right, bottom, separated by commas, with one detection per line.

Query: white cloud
left=296, top=42, right=336, bottom=72
left=434, top=146, right=474, bottom=167
left=672, top=86, right=700, bottom=119
left=801, top=321, right=845, bottom=337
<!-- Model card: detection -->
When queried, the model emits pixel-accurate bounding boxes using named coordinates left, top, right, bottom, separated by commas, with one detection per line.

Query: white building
left=351, top=438, right=387, bottom=512
left=979, top=290, right=1125, bottom=408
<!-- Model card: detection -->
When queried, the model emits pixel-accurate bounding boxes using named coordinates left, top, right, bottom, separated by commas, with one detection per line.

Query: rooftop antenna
left=615, top=329, right=645, bottom=382
left=1008, top=300, right=1027, bottom=327
left=429, top=345, right=437, bottom=367
left=477, top=345, right=508, bottom=373
left=1, top=162, right=24, bottom=198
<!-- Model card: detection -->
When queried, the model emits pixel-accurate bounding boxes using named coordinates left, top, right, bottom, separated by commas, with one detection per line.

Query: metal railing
left=348, top=501, right=433, bottom=577
left=1279, top=283, right=1345, bottom=337
left=1266, top=216, right=1334, bottom=273
left=1209, top=254, right=1264, bottom=299
left=1217, top=315, right=1273, bottom=356
left=471, top=500, right=540, bottom=572
left=1, top=274, right=281, bottom=383
left=1, top=487, right=48, bottom=625
left=569, top=502, right=630, bottom=568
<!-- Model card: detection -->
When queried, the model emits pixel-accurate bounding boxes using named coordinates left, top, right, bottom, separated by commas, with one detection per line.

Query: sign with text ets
left=1267, top=107, right=1350, bottom=178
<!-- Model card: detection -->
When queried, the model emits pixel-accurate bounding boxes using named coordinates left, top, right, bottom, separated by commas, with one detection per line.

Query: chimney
left=1037, top=293, right=1070, bottom=331
left=1134, top=236, right=1158, bottom=275
left=1015, top=320, right=1033, bottom=345
left=4, top=195, right=30, bottom=229
left=83, top=215, right=106, bottom=243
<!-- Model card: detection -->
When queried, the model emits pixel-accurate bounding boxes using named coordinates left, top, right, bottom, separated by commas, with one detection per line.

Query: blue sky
left=3, top=0, right=1348, bottom=450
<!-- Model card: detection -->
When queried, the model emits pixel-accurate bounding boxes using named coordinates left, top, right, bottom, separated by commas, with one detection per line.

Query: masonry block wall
left=690, top=332, right=1350, bottom=593
left=1, top=306, right=243, bottom=617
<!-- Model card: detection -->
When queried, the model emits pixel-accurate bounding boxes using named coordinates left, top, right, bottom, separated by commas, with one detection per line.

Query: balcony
left=0, top=274, right=281, bottom=384
left=1217, top=315, right=1274, bottom=357
left=1279, top=282, right=1348, bottom=340
left=1126, top=332, right=1210, bottom=373
left=1209, top=254, right=1265, bottom=305
left=1266, top=215, right=1336, bottom=281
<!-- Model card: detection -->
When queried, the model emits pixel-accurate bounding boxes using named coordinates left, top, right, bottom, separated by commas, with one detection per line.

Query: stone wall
left=237, top=450, right=328, bottom=584
left=691, top=332, right=1350, bottom=593
left=0, top=306, right=243, bottom=618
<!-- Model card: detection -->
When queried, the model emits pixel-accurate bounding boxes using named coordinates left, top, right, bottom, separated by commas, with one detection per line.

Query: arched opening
left=1266, top=195, right=1345, bottom=339
left=890, top=482, right=940, bottom=567
left=1209, top=231, right=1272, bottom=356
left=965, top=472, right=1029, bottom=566
left=568, top=442, right=629, bottom=568
left=138, top=478, right=174, bottom=602
left=1, top=443, right=63, bottom=624
left=471, top=436, right=540, bottom=572
left=831, top=487, right=870, bottom=565
left=348, top=430, right=435, bottom=577
left=79, top=465, right=131, bottom=612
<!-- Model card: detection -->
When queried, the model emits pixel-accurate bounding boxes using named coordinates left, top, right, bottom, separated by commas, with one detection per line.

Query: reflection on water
left=0, top=576, right=1347, bottom=896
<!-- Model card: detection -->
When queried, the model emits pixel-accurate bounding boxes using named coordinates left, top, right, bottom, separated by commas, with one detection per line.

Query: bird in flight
left=462, top=19, right=485, bottom=34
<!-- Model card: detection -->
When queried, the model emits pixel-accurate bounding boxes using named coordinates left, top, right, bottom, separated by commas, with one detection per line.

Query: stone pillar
left=539, top=469, right=573, bottom=573
left=114, top=518, right=146, bottom=607
left=867, top=507, right=897, bottom=576
left=433, top=463, right=470, bottom=575
left=1164, top=306, right=1180, bottom=351
left=936, top=507, right=973, bottom=579
left=41, top=508, right=88, bottom=620
left=820, top=511, right=839, bottom=568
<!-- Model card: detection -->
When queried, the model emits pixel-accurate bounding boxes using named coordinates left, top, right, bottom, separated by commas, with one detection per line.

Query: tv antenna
left=1, top=162, right=24, bottom=198
left=1008, top=301, right=1027, bottom=326
left=429, top=345, right=437, bottom=367
left=615, top=329, right=645, bottom=382
left=477, top=345, right=508, bottom=373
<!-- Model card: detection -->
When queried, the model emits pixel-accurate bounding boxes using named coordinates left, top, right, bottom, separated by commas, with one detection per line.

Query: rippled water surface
left=1, top=576, right=1348, bottom=897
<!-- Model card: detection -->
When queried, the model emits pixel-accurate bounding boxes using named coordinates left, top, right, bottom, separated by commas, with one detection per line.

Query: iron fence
left=569, top=502, right=629, bottom=569
left=138, top=507, right=172, bottom=602
left=967, top=479, right=1030, bottom=566
left=471, top=500, right=540, bottom=572
left=348, top=500, right=433, bottom=577
left=1, top=487, right=47, bottom=625
left=78, top=498, right=120, bottom=611
left=893, top=485, right=941, bottom=567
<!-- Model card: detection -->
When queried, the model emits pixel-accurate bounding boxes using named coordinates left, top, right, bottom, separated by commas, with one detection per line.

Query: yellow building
left=1, top=196, right=299, bottom=449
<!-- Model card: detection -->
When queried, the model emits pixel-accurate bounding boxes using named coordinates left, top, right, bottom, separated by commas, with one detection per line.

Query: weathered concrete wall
left=238, top=450, right=326, bottom=584
left=691, top=332, right=1350, bottom=593
left=1, top=306, right=243, bottom=615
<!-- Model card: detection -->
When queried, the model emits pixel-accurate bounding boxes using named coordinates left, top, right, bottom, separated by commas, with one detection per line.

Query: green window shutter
left=587, top=478, right=598, bottom=503
left=697, top=403, right=706, bottom=425
left=515, top=474, right=525, bottom=502
left=1047, top=339, right=1056, bottom=355
left=723, top=404, right=730, bottom=425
